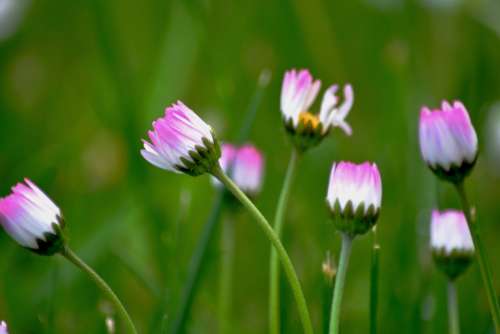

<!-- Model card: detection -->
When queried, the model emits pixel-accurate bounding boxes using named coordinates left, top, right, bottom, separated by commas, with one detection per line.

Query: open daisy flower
left=281, top=69, right=353, bottom=152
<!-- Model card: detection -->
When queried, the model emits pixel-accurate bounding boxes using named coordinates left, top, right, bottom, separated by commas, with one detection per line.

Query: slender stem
left=370, top=229, right=380, bottom=334
left=169, top=191, right=225, bottom=334
left=447, top=280, right=460, bottom=334
left=60, top=246, right=137, bottom=334
left=218, top=216, right=235, bottom=334
left=455, top=182, right=500, bottom=331
left=329, top=234, right=353, bottom=334
left=169, top=69, right=268, bottom=334
left=212, top=165, right=314, bottom=334
left=269, top=149, right=299, bottom=334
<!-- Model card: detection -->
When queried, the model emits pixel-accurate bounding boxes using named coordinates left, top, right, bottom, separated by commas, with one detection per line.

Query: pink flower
left=419, top=101, right=478, bottom=175
left=0, top=179, right=64, bottom=255
left=431, top=210, right=474, bottom=255
left=141, top=101, right=220, bottom=176
left=212, top=143, right=265, bottom=196
left=327, top=161, right=382, bottom=215
left=0, top=321, right=7, bottom=334
left=218, top=143, right=238, bottom=173
left=326, top=161, right=381, bottom=236
left=280, top=69, right=353, bottom=135
left=281, top=69, right=321, bottom=127
left=232, top=144, right=265, bottom=196
left=211, top=143, right=238, bottom=188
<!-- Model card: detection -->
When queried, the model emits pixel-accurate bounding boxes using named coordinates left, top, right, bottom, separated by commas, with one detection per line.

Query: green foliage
left=1, top=0, right=500, bottom=333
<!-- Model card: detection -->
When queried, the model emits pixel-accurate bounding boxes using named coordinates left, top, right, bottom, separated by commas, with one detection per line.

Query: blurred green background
left=1, top=0, right=500, bottom=333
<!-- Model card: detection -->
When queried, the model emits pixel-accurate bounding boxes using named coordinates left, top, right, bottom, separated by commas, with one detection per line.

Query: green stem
left=218, top=215, right=235, bottom=334
left=169, top=69, right=268, bottom=334
left=269, top=149, right=299, bottom=334
left=61, top=246, right=137, bottom=334
left=370, top=230, right=379, bottom=334
left=212, top=165, right=314, bottom=334
left=329, top=234, right=353, bottom=334
left=455, top=182, right=500, bottom=331
left=447, top=280, right=460, bottom=334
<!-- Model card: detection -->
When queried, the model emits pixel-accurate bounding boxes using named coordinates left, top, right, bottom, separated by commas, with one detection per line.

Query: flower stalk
left=269, top=149, right=299, bottom=334
left=370, top=228, right=380, bottom=334
left=218, top=216, right=235, bottom=334
left=454, top=182, right=500, bottom=331
left=326, top=161, right=382, bottom=334
left=447, top=281, right=460, bottom=334
left=211, top=164, right=314, bottom=334
left=329, top=233, right=353, bottom=334
left=61, top=246, right=137, bottom=334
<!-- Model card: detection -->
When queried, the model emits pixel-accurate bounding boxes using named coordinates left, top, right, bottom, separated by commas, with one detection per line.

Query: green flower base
left=283, top=117, right=328, bottom=153
left=328, top=199, right=379, bottom=238
left=175, top=134, right=221, bottom=176
left=433, top=248, right=474, bottom=280
left=429, top=155, right=477, bottom=184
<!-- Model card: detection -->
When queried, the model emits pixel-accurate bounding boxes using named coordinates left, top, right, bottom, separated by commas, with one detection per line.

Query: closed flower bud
left=0, top=179, right=65, bottom=256
left=211, top=143, right=238, bottom=189
left=430, top=210, right=474, bottom=280
left=211, top=143, right=265, bottom=198
left=326, top=162, right=382, bottom=237
left=281, top=69, right=353, bottom=152
left=232, top=144, right=265, bottom=197
left=419, top=101, right=478, bottom=183
left=0, top=321, right=7, bottom=334
left=141, top=101, right=221, bottom=176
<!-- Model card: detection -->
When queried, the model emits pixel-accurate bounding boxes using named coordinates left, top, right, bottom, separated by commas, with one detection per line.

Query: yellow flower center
left=299, top=111, right=320, bottom=129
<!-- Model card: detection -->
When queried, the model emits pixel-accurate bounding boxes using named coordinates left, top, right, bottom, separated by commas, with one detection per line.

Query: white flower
left=232, top=144, right=265, bottom=196
left=211, top=143, right=265, bottom=197
left=431, top=210, right=474, bottom=255
left=419, top=100, right=478, bottom=172
left=327, top=161, right=382, bottom=214
left=0, top=179, right=63, bottom=254
left=326, top=161, right=382, bottom=236
left=141, top=101, right=220, bottom=176
left=280, top=69, right=353, bottom=135
left=280, top=69, right=321, bottom=128
left=0, top=321, right=8, bottom=334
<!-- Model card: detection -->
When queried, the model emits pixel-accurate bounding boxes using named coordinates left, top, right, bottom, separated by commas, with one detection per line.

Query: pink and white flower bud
left=232, top=145, right=265, bottom=197
left=280, top=69, right=353, bottom=152
left=326, top=161, right=382, bottom=237
left=0, top=179, right=65, bottom=255
left=211, top=143, right=265, bottom=197
left=211, top=143, right=238, bottom=188
left=419, top=101, right=478, bottom=183
left=141, top=101, right=221, bottom=176
left=430, top=210, right=474, bottom=280
left=0, top=321, right=7, bottom=334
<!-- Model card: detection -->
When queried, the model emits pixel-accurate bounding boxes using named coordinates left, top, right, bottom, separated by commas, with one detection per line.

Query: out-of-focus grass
left=1, top=0, right=500, bottom=333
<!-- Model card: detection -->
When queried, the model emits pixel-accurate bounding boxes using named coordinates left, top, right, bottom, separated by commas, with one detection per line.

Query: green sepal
left=433, top=248, right=474, bottom=280
left=328, top=199, right=379, bottom=237
left=29, top=215, right=67, bottom=256
left=175, top=133, right=221, bottom=176
left=283, top=117, right=329, bottom=153
left=428, top=154, right=477, bottom=185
